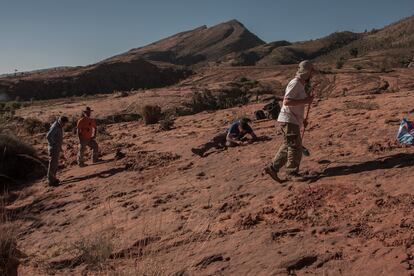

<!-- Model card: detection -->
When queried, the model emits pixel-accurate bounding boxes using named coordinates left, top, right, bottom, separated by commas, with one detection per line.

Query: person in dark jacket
left=191, top=118, right=257, bottom=157
left=46, top=116, right=68, bottom=186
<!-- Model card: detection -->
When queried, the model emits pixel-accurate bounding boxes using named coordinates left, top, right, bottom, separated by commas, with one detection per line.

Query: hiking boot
left=286, top=172, right=307, bottom=182
left=191, top=148, right=205, bottom=157
left=264, top=165, right=283, bottom=183
left=78, top=163, right=88, bottom=168
left=93, top=158, right=103, bottom=164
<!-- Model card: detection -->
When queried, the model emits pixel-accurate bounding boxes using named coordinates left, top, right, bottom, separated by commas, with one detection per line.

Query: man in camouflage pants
left=46, top=116, right=68, bottom=186
left=265, top=60, right=316, bottom=183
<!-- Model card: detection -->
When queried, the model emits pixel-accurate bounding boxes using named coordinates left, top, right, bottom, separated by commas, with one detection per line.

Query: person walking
left=264, top=60, right=316, bottom=182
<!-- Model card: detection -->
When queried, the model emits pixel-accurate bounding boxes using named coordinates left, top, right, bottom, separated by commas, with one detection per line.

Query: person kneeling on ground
left=46, top=116, right=69, bottom=186
left=191, top=118, right=257, bottom=157
left=77, top=106, right=101, bottom=167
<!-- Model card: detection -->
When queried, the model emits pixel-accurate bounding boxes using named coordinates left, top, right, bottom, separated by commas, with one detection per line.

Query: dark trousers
left=47, top=147, right=60, bottom=183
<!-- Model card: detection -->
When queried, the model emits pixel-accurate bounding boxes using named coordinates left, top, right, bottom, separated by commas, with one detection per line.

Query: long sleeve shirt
left=46, top=121, right=63, bottom=149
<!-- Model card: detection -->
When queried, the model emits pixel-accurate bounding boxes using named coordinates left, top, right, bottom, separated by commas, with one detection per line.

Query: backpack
left=254, top=110, right=267, bottom=120
left=263, top=100, right=281, bottom=119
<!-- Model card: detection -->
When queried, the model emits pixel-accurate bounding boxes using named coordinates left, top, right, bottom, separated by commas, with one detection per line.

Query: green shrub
left=141, top=105, right=162, bottom=125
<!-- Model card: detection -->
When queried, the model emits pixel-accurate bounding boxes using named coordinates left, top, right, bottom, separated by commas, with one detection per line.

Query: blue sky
left=1, top=0, right=413, bottom=74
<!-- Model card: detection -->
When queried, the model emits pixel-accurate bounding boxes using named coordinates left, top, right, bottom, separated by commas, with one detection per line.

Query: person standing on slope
left=77, top=107, right=100, bottom=167
left=46, top=116, right=69, bottom=186
left=264, top=60, right=316, bottom=182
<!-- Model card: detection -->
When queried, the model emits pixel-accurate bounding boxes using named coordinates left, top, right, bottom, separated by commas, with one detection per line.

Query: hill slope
left=5, top=67, right=414, bottom=274
left=0, top=20, right=264, bottom=101
left=316, top=15, right=414, bottom=68
left=105, top=19, right=266, bottom=66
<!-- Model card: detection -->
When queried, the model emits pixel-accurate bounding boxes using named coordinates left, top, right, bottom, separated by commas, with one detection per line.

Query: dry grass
left=141, top=105, right=163, bottom=125
left=0, top=199, right=19, bottom=276
left=70, top=233, right=114, bottom=270
left=344, top=100, right=379, bottom=110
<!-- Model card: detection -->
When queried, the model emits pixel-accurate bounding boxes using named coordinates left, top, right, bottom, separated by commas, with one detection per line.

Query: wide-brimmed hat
left=83, top=106, right=93, bottom=113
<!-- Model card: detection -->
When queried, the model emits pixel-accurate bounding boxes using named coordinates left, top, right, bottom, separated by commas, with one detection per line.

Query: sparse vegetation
left=336, top=58, right=345, bottom=69
left=0, top=134, right=43, bottom=183
left=70, top=234, right=113, bottom=270
left=182, top=86, right=249, bottom=115
left=97, top=113, right=141, bottom=125
left=23, top=117, right=50, bottom=134
left=159, top=118, right=175, bottom=131
left=0, top=101, right=28, bottom=112
left=353, top=64, right=363, bottom=71
left=0, top=203, right=19, bottom=276
left=349, top=48, right=359, bottom=58
left=344, top=101, right=379, bottom=110
left=141, top=105, right=163, bottom=125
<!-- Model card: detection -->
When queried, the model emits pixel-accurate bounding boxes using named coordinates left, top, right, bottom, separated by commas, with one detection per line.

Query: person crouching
left=191, top=117, right=257, bottom=157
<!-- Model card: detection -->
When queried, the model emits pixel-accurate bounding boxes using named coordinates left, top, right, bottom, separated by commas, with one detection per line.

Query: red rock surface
left=4, top=66, right=414, bottom=275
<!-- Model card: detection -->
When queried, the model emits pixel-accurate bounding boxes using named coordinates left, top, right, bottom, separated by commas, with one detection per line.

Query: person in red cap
left=76, top=107, right=100, bottom=167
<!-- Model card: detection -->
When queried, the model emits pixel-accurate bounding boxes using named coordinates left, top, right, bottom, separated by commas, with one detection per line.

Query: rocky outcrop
left=0, top=59, right=191, bottom=100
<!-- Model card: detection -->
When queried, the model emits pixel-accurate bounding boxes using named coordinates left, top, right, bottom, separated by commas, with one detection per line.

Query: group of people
left=46, top=107, right=100, bottom=186
left=191, top=60, right=316, bottom=183
left=46, top=60, right=316, bottom=186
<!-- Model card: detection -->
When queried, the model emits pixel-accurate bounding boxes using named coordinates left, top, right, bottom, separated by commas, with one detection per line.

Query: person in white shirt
left=265, top=60, right=315, bottom=182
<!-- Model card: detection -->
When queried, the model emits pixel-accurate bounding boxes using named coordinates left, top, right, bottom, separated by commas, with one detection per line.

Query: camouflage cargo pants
left=47, top=147, right=60, bottom=183
left=77, top=138, right=99, bottom=165
left=272, top=123, right=302, bottom=174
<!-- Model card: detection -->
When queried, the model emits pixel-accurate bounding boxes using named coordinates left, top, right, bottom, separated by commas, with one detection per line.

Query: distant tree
left=349, top=48, right=359, bottom=58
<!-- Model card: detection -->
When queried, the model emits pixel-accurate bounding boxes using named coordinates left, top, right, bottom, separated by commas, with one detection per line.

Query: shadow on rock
left=308, top=153, right=414, bottom=182
left=62, top=167, right=125, bottom=184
